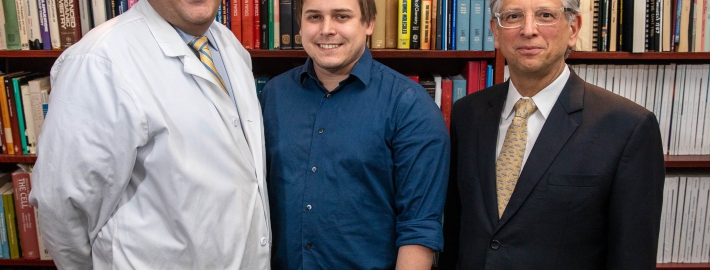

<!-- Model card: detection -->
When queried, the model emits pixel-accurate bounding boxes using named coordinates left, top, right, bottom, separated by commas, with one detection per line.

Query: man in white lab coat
left=28, top=0, right=271, bottom=268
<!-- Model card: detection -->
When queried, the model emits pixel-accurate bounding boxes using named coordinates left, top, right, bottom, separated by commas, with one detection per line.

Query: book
left=397, top=0, right=411, bottom=49
left=451, top=74, right=466, bottom=103
left=3, top=0, right=22, bottom=50
left=20, top=85, right=37, bottom=154
left=37, top=0, right=52, bottom=50
left=420, top=0, right=431, bottom=49
left=253, top=0, right=261, bottom=49
left=26, top=0, right=44, bottom=49
left=91, top=0, right=106, bottom=27
left=2, top=188, right=18, bottom=258
left=419, top=74, right=436, bottom=100
left=461, top=60, right=480, bottom=94
left=14, top=0, right=30, bottom=50
left=3, top=72, right=30, bottom=155
left=482, top=0, right=493, bottom=50
left=470, top=0, right=483, bottom=50
left=278, top=0, right=290, bottom=49
left=0, top=0, right=7, bottom=50
left=11, top=169, right=39, bottom=259
left=454, top=0, right=469, bottom=50
left=429, top=0, right=437, bottom=49
left=371, top=0, right=386, bottom=48
left=45, top=0, right=60, bottom=49
left=410, top=0, right=421, bottom=49
left=57, top=0, right=82, bottom=49
left=0, top=182, right=12, bottom=259
left=12, top=73, right=43, bottom=155
left=33, top=207, right=50, bottom=260
left=27, top=77, right=49, bottom=142
left=291, top=2, right=301, bottom=49
left=440, top=76, right=452, bottom=131
left=231, top=0, right=242, bottom=40
left=385, top=0, right=398, bottom=48
left=271, top=0, right=279, bottom=49
left=433, top=73, right=442, bottom=107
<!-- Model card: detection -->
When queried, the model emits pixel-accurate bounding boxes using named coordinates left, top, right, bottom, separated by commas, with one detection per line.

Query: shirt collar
left=504, top=65, right=570, bottom=120
left=299, top=46, right=372, bottom=88
left=173, top=26, right=220, bottom=52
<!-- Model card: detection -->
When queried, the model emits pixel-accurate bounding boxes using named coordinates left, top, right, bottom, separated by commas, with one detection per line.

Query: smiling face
left=491, top=0, right=580, bottom=79
left=148, top=0, right=221, bottom=35
left=299, top=0, right=375, bottom=78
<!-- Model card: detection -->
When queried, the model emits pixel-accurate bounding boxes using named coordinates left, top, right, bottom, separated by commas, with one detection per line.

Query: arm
left=606, top=111, right=665, bottom=269
left=392, top=86, right=450, bottom=264
left=396, top=245, right=435, bottom=270
left=29, top=55, right=146, bottom=269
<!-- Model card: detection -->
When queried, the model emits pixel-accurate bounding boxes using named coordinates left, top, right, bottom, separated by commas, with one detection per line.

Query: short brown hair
left=295, top=0, right=377, bottom=25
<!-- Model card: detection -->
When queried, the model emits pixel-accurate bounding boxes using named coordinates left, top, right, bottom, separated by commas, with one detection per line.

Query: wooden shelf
left=248, top=49, right=496, bottom=59
left=657, top=263, right=710, bottom=269
left=569, top=51, right=710, bottom=60
left=0, top=50, right=63, bottom=58
left=665, top=155, right=710, bottom=168
left=0, top=154, right=36, bottom=163
left=0, top=258, right=55, bottom=266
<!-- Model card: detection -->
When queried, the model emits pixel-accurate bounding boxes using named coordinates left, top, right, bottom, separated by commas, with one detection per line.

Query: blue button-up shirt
left=260, top=48, right=450, bottom=269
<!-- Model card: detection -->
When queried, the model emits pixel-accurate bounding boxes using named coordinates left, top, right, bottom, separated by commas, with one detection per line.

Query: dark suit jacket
left=439, top=71, right=665, bottom=270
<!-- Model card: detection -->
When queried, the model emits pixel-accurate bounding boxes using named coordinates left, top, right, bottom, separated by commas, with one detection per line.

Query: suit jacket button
left=490, top=240, right=500, bottom=250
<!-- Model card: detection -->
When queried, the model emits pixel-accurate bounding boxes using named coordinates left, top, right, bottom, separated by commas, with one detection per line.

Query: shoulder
left=583, top=82, right=652, bottom=121
left=453, top=82, right=507, bottom=114
left=260, top=66, right=304, bottom=98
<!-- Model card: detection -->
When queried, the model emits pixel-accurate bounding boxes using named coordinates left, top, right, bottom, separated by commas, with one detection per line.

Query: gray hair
left=489, top=0, right=581, bottom=58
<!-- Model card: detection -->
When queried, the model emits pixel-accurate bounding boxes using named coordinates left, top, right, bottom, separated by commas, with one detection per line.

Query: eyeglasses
left=494, top=7, right=574, bottom=29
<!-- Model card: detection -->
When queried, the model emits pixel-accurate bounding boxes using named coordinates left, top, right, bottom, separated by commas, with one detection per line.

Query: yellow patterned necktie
left=496, top=98, right=537, bottom=219
left=189, top=36, right=229, bottom=96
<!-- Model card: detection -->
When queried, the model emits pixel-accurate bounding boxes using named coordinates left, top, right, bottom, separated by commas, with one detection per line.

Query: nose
left=321, top=17, right=336, bottom=36
left=520, top=13, right=539, bottom=37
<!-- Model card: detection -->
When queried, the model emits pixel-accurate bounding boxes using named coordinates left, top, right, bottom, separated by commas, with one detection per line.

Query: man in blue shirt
left=259, top=0, right=450, bottom=269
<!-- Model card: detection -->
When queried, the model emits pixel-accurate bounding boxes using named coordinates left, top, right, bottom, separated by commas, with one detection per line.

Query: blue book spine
left=451, top=0, right=457, bottom=50
left=441, top=0, right=447, bottom=50
left=455, top=0, right=470, bottom=50
left=37, top=0, right=52, bottom=50
left=470, top=0, right=483, bottom=50
left=0, top=197, right=7, bottom=259
left=483, top=0, right=494, bottom=51
left=451, top=75, right=467, bottom=102
left=674, top=0, right=682, bottom=44
left=487, top=65, right=493, bottom=87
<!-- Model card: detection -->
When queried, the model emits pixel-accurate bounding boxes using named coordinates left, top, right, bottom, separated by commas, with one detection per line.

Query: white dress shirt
left=496, top=65, right=570, bottom=169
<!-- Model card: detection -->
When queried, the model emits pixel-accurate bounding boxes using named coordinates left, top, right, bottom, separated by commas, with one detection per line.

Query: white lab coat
left=28, top=0, right=271, bottom=269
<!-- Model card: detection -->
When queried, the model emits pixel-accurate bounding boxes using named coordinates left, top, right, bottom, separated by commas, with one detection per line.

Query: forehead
left=500, top=0, right=563, bottom=9
left=302, top=0, right=361, bottom=12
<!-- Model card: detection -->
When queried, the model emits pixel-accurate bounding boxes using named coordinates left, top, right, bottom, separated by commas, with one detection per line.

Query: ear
left=490, top=18, right=500, bottom=50
left=365, top=18, right=375, bottom=35
left=567, top=13, right=582, bottom=48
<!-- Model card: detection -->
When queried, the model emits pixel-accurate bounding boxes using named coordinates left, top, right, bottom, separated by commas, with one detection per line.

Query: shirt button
left=326, top=94, right=332, bottom=99
left=306, top=242, right=312, bottom=249
left=232, top=118, right=239, bottom=127
left=490, top=240, right=500, bottom=250
left=260, top=237, right=267, bottom=246
left=318, top=128, right=324, bottom=134
left=312, top=167, right=317, bottom=172
left=306, top=204, right=312, bottom=210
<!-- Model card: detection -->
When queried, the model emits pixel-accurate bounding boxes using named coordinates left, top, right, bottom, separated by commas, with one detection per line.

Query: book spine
left=271, top=0, right=279, bottom=49
left=77, top=0, right=91, bottom=36
left=450, top=0, right=456, bottom=50
left=469, top=0, right=483, bottom=51
left=46, top=0, right=61, bottom=49
left=34, top=207, right=51, bottom=260
left=410, top=0, right=420, bottom=49
left=37, top=0, right=53, bottom=49
left=28, top=81, right=45, bottom=151
left=0, top=0, right=7, bottom=50
left=371, top=0, right=386, bottom=49
left=482, top=0, right=493, bottom=50
left=57, top=0, right=81, bottom=49
left=11, top=171, right=39, bottom=260
left=0, top=194, right=7, bottom=258
left=397, top=0, right=411, bottom=49
left=454, top=0, right=469, bottom=50
left=91, top=0, right=107, bottom=27
left=4, top=77, right=20, bottom=155
left=259, top=0, right=268, bottom=49
left=435, top=0, right=443, bottom=50
left=231, top=0, right=241, bottom=40
left=420, top=0, right=431, bottom=50
left=278, top=0, right=290, bottom=49
left=12, top=79, right=28, bottom=154
left=253, top=0, right=260, bottom=49
left=291, top=1, right=301, bottom=49
left=26, top=0, right=43, bottom=49
left=429, top=0, right=437, bottom=49
left=242, top=0, right=253, bottom=49
left=3, top=191, right=18, bottom=259
left=385, top=0, right=398, bottom=48
left=14, top=0, right=29, bottom=50
left=20, top=86, right=35, bottom=154
left=3, top=0, right=22, bottom=50
left=267, top=0, right=274, bottom=49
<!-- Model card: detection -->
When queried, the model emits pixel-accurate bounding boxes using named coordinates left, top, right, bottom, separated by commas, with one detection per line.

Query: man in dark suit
left=438, top=0, right=665, bottom=269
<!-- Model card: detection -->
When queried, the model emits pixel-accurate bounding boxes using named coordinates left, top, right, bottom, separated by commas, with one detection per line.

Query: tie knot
left=189, top=36, right=209, bottom=52
left=513, top=98, right=537, bottom=120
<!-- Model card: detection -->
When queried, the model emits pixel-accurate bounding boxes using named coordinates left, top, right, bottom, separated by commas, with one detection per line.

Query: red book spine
left=253, top=0, right=260, bottom=49
left=479, top=60, right=487, bottom=91
left=11, top=171, right=39, bottom=260
left=242, top=0, right=254, bottom=49
left=231, top=0, right=242, bottom=40
left=462, top=60, right=480, bottom=94
left=441, top=77, right=453, bottom=132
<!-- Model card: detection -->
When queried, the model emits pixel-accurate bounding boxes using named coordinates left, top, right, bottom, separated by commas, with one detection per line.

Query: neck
left=509, top=63, right=566, bottom=97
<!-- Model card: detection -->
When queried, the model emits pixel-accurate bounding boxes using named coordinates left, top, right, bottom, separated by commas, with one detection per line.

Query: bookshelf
left=0, top=49, right=708, bottom=269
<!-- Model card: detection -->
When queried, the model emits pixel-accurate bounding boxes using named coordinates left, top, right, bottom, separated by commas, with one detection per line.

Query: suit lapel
left=478, top=82, right=509, bottom=228
left=495, top=71, right=585, bottom=232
